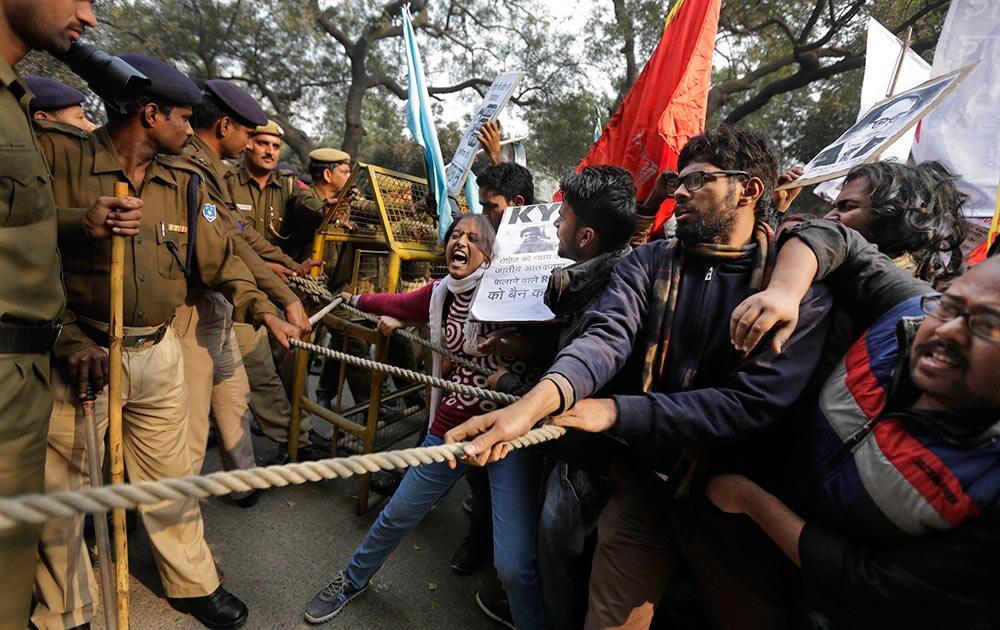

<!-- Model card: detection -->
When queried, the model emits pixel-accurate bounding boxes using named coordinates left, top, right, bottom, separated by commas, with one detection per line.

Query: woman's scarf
left=427, top=266, right=487, bottom=423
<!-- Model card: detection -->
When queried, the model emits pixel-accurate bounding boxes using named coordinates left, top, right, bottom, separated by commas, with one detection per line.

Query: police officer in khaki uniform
left=24, top=75, right=98, bottom=132
left=227, top=121, right=299, bottom=251
left=32, top=53, right=299, bottom=629
left=0, top=3, right=148, bottom=628
left=179, top=84, right=329, bottom=465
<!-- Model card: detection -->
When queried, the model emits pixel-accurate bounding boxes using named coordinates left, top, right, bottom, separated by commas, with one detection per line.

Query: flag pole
left=886, top=26, right=914, bottom=97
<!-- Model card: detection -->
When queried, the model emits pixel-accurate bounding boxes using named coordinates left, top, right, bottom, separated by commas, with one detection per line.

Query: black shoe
left=168, top=585, right=249, bottom=629
left=269, top=442, right=329, bottom=465
left=307, top=429, right=331, bottom=451
left=450, top=536, right=491, bottom=575
left=230, top=489, right=261, bottom=509
left=476, top=587, right=514, bottom=629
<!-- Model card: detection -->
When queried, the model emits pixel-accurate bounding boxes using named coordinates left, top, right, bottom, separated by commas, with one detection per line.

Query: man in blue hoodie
left=448, top=125, right=833, bottom=629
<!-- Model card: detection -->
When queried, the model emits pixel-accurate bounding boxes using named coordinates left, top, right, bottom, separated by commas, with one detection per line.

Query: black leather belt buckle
left=78, top=321, right=167, bottom=349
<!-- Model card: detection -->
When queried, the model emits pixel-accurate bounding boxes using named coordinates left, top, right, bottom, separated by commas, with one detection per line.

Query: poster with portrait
left=470, top=202, right=572, bottom=322
left=780, top=62, right=977, bottom=190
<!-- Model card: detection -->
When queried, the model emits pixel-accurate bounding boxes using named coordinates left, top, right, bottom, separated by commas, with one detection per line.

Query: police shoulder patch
left=202, top=203, right=218, bottom=222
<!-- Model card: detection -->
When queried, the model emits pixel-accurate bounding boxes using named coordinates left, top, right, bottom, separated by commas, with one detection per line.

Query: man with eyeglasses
left=446, top=125, right=834, bottom=629
left=718, top=220, right=1000, bottom=628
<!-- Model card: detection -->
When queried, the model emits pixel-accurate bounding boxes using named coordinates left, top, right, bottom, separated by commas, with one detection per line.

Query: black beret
left=117, top=53, right=201, bottom=107
left=24, top=76, right=86, bottom=114
left=204, top=79, right=267, bottom=128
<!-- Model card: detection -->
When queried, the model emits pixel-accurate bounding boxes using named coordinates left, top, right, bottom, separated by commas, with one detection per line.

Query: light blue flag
left=402, top=5, right=452, bottom=241
left=464, top=168, right=482, bottom=214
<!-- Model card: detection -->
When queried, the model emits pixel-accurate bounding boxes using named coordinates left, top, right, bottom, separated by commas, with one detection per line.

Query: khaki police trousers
left=174, top=290, right=256, bottom=476
left=0, top=354, right=52, bottom=630
left=32, top=329, right=220, bottom=630
left=233, top=321, right=310, bottom=444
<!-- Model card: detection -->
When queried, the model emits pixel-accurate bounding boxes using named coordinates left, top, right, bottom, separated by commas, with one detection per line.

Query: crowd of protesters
left=315, top=122, right=999, bottom=630
left=1, top=3, right=998, bottom=630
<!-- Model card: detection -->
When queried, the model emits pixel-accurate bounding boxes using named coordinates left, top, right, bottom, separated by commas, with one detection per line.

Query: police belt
left=0, top=322, right=62, bottom=354
left=77, top=319, right=168, bottom=349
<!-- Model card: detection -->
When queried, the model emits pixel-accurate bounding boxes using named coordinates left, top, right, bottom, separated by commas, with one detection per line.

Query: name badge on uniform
left=202, top=203, right=218, bottom=222
left=235, top=203, right=252, bottom=213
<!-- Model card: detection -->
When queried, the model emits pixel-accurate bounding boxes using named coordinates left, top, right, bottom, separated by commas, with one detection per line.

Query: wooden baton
left=109, top=181, right=130, bottom=630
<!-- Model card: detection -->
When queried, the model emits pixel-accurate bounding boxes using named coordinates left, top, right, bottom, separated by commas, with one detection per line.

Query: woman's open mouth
left=450, top=249, right=469, bottom=267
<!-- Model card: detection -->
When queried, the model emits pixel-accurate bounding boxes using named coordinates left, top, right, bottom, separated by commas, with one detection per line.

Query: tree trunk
left=611, top=0, right=638, bottom=111
left=341, top=56, right=369, bottom=158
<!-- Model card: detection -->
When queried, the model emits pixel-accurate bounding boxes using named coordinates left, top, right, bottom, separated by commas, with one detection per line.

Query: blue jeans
left=345, top=434, right=545, bottom=629
left=538, top=461, right=612, bottom=630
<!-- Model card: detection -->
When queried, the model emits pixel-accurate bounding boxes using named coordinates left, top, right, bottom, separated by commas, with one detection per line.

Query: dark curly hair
left=844, top=160, right=967, bottom=286
left=559, top=165, right=637, bottom=253
left=678, top=124, right=781, bottom=220
left=477, top=162, right=535, bottom=205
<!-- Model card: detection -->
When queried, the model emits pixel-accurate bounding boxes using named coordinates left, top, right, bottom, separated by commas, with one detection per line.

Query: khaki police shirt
left=168, top=136, right=299, bottom=309
left=226, top=163, right=295, bottom=244
left=38, top=125, right=278, bottom=359
left=0, top=57, right=66, bottom=325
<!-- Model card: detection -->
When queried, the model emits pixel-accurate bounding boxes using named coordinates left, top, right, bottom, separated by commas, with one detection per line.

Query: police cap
left=309, top=147, right=351, bottom=165
left=204, top=79, right=267, bottom=128
left=117, top=53, right=202, bottom=107
left=24, top=76, right=87, bottom=114
left=252, top=119, right=284, bottom=138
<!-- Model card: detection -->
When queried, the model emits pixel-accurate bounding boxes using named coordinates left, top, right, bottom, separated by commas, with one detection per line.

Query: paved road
left=91, top=433, right=496, bottom=629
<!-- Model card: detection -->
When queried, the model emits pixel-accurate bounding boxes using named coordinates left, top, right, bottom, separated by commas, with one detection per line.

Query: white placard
left=445, top=72, right=524, bottom=197
left=471, top=202, right=572, bottom=322
left=782, top=64, right=975, bottom=191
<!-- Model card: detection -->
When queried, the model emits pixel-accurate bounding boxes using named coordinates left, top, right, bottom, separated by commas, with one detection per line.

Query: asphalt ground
left=87, top=394, right=498, bottom=628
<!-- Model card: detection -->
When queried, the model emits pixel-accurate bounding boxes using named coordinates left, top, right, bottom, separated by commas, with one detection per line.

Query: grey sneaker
left=304, top=571, right=367, bottom=624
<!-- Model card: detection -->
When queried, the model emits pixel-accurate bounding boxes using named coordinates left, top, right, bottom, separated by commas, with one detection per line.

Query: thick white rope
left=0, top=426, right=564, bottom=529
left=290, top=338, right=516, bottom=405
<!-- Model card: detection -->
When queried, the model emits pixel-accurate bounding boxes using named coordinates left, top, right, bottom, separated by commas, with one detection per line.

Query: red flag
left=577, top=0, right=721, bottom=235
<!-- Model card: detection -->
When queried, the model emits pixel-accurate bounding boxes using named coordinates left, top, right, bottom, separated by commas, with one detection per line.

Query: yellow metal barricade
left=289, top=164, right=466, bottom=512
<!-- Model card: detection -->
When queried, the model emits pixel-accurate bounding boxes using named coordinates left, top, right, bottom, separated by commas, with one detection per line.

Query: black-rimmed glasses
left=665, top=170, right=749, bottom=196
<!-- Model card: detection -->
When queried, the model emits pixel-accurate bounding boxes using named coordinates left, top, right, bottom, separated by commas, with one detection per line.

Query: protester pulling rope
left=289, top=338, right=514, bottom=405
left=289, top=274, right=492, bottom=377
left=0, top=425, right=565, bottom=529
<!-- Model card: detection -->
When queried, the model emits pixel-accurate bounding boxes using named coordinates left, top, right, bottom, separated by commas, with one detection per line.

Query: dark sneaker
left=450, top=535, right=491, bottom=575
left=304, top=571, right=367, bottom=624
left=476, top=586, right=515, bottom=629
